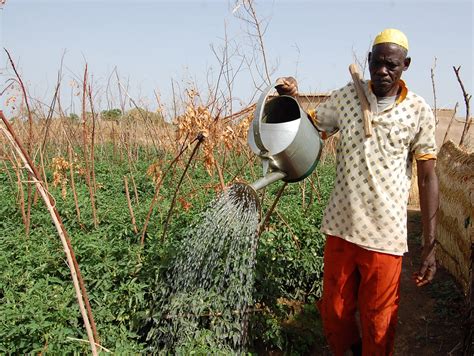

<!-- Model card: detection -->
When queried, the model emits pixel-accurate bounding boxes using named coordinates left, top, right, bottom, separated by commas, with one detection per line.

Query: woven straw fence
left=435, top=140, right=473, bottom=295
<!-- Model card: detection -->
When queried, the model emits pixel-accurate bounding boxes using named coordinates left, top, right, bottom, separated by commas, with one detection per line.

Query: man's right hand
left=275, top=77, right=298, bottom=97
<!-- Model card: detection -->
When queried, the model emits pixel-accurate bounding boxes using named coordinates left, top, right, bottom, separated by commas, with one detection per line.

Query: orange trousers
left=319, top=236, right=402, bottom=356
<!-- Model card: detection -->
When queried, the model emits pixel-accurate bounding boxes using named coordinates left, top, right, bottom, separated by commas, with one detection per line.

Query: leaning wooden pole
left=0, top=111, right=99, bottom=355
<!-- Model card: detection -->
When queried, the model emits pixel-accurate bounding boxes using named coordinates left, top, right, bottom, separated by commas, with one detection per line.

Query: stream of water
left=150, top=183, right=260, bottom=352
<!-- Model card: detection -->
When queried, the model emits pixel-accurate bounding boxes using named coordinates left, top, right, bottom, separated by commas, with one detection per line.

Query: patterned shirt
left=314, top=80, right=437, bottom=255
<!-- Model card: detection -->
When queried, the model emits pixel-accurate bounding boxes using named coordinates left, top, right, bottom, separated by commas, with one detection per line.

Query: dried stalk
left=4, top=49, right=33, bottom=153
left=453, top=66, right=472, bottom=147
left=68, top=145, right=81, bottom=224
left=442, top=103, right=459, bottom=145
left=140, top=135, right=196, bottom=245
left=87, top=83, right=98, bottom=196
left=38, top=147, right=49, bottom=192
left=124, top=176, right=138, bottom=234
left=308, top=174, right=322, bottom=204
left=5, top=48, right=33, bottom=236
left=0, top=111, right=99, bottom=355
left=301, top=180, right=306, bottom=210
left=431, top=58, right=438, bottom=124
left=258, top=182, right=287, bottom=236
left=275, top=210, right=301, bottom=249
left=66, top=337, right=111, bottom=353
left=40, top=53, right=65, bottom=155
left=130, top=174, right=139, bottom=205
left=214, top=152, right=226, bottom=190
left=81, top=65, right=98, bottom=227
left=161, top=135, right=205, bottom=241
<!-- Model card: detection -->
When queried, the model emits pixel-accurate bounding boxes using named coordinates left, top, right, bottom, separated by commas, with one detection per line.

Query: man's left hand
left=275, top=77, right=298, bottom=97
left=412, top=242, right=436, bottom=287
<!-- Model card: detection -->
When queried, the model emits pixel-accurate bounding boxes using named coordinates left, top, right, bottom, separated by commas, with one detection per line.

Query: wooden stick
left=258, top=182, right=287, bottom=236
left=124, top=176, right=138, bottom=234
left=81, top=65, right=98, bottom=228
left=442, top=103, right=458, bottom=145
left=349, top=63, right=372, bottom=137
left=68, top=145, right=81, bottom=224
left=214, top=152, right=226, bottom=191
left=140, top=136, right=195, bottom=245
left=38, top=147, right=49, bottom=192
left=87, top=83, right=98, bottom=197
left=66, top=337, right=112, bottom=353
left=161, top=137, right=204, bottom=241
left=130, top=174, right=139, bottom=205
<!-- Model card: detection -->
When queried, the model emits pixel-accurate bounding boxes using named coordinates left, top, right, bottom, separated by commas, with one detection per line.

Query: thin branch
left=124, top=176, right=138, bottom=234
left=453, top=66, right=472, bottom=147
left=237, top=0, right=271, bottom=85
left=4, top=48, right=34, bottom=236
left=81, top=64, right=98, bottom=227
left=161, top=135, right=205, bottom=241
left=431, top=57, right=438, bottom=124
left=140, top=135, right=196, bottom=245
left=68, top=144, right=82, bottom=224
left=66, top=337, right=112, bottom=353
left=442, top=103, right=458, bottom=145
left=258, top=182, right=287, bottom=236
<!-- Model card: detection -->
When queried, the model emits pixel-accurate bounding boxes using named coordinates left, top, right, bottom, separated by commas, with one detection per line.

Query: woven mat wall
left=435, top=140, right=473, bottom=295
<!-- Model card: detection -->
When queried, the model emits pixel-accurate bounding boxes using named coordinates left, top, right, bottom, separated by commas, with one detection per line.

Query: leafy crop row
left=0, top=144, right=335, bottom=353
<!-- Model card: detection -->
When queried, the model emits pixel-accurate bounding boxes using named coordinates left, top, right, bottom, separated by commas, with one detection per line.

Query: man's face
left=368, top=43, right=410, bottom=97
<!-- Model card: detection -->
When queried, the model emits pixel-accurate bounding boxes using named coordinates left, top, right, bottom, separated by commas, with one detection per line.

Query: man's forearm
left=417, top=160, right=439, bottom=246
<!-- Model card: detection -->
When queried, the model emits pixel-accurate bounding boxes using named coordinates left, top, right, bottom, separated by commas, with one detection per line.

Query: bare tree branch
left=453, top=66, right=472, bottom=147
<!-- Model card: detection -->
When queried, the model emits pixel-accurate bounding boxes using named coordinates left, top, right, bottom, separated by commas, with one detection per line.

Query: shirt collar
left=368, top=79, right=408, bottom=104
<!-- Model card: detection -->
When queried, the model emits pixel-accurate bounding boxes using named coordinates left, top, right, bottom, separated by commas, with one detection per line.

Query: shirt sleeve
left=411, top=102, right=437, bottom=160
left=312, top=88, right=343, bottom=139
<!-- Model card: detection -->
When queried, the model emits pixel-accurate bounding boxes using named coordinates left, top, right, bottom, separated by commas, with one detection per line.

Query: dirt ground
left=394, top=209, right=465, bottom=355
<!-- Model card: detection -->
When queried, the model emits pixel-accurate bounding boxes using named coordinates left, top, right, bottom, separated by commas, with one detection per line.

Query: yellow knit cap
left=373, top=28, right=409, bottom=51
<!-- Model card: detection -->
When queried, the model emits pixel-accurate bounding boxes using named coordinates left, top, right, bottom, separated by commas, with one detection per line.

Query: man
left=276, top=29, right=438, bottom=355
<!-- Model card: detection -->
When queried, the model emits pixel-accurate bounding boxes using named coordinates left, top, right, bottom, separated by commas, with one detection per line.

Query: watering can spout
left=250, top=170, right=287, bottom=191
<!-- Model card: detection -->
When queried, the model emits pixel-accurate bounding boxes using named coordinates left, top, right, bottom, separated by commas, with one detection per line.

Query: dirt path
left=394, top=209, right=465, bottom=355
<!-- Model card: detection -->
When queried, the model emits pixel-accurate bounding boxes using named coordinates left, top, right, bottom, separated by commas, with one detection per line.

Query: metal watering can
left=247, top=83, right=323, bottom=191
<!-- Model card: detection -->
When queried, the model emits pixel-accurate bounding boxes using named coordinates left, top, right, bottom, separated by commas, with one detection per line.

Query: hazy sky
left=1, top=0, right=472, bottom=116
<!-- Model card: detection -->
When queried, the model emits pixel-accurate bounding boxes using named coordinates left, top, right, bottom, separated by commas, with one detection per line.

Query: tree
left=101, top=108, right=122, bottom=121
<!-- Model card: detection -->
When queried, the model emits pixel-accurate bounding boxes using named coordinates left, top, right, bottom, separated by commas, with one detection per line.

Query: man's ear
left=403, top=57, right=411, bottom=71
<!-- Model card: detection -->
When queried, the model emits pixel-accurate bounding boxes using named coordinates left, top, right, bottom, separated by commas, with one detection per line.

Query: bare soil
left=394, top=209, right=465, bottom=355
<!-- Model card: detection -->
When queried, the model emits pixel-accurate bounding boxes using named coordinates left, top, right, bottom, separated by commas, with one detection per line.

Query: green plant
left=0, top=142, right=336, bottom=353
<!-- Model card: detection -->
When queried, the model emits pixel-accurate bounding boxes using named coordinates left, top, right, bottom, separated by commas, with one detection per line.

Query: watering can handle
left=252, top=83, right=279, bottom=154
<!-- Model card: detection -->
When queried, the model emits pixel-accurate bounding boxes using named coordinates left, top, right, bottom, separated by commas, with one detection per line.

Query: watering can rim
left=252, top=83, right=303, bottom=155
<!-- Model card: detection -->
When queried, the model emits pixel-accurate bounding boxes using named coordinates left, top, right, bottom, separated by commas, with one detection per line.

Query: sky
left=1, top=0, right=472, bottom=117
